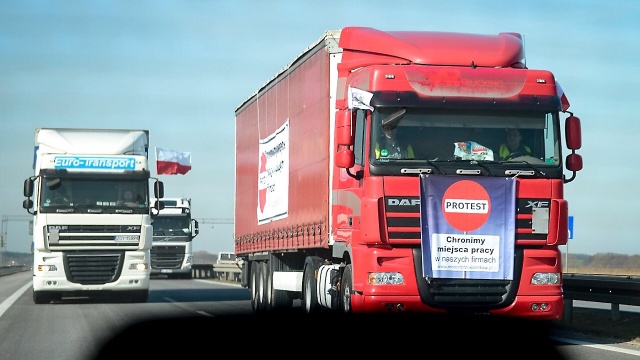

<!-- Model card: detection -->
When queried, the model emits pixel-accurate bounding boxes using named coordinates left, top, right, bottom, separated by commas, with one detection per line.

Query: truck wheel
left=303, top=256, right=323, bottom=313
left=256, top=261, right=268, bottom=311
left=33, top=290, right=52, bottom=304
left=250, top=261, right=260, bottom=312
left=340, top=264, right=353, bottom=313
left=266, top=254, right=293, bottom=311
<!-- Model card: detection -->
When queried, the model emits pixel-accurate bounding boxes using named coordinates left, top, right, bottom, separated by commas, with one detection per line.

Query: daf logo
left=526, top=200, right=550, bottom=208
left=47, top=225, right=68, bottom=230
left=388, top=198, right=420, bottom=206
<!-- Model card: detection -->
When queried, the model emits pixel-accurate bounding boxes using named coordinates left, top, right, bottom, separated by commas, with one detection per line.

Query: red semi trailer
left=234, top=27, right=583, bottom=319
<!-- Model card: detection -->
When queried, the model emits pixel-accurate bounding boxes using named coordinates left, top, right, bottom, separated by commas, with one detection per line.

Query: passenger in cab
left=499, top=128, right=531, bottom=160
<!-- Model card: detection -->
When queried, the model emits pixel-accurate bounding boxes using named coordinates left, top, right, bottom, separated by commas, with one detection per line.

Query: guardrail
left=562, top=273, right=640, bottom=323
left=192, top=263, right=241, bottom=282
left=0, top=265, right=29, bottom=277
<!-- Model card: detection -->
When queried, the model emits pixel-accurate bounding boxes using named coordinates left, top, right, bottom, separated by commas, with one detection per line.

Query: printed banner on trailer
left=257, top=121, right=289, bottom=224
left=419, top=174, right=516, bottom=280
left=156, top=147, right=192, bottom=175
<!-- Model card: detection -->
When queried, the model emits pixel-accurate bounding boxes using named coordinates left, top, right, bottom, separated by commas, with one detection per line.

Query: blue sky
left=1, top=1, right=638, bottom=257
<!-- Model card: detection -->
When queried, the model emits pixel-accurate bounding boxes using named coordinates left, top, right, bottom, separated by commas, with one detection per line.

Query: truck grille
left=384, top=196, right=551, bottom=241
left=47, top=224, right=142, bottom=249
left=150, top=245, right=186, bottom=269
left=63, top=251, right=124, bottom=285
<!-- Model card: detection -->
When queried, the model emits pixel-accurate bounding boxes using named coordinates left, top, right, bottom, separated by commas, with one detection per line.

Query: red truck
left=234, top=27, right=583, bottom=319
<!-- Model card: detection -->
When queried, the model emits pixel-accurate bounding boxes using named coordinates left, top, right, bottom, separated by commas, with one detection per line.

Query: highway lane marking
left=163, top=296, right=214, bottom=317
left=193, top=279, right=242, bottom=287
left=0, top=282, right=32, bottom=318
left=551, top=336, right=640, bottom=356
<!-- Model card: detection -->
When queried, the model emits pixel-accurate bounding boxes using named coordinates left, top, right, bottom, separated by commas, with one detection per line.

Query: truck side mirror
left=336, top=109, right=354, bottom=146
left=23, top=178, right=34, bottom=197
left=566, top=153, right=583, bottom=172
left=22, top=199, right=34, bottom=212
left=192, top=219, right=200, bottom=237
left=563, top=116, right=582, bottom=183
left=565, top=116, right=581, bottom=150
left=335, top=149, right=355, bottom=169
left=154, top=181, right=164, bottom=199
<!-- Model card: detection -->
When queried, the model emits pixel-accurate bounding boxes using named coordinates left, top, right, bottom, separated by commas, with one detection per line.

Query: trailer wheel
left=256, top=261, right=268, bottom=312
left=302, top=256, right=323, bottom=313
left=250, top=261, right=260, bottom=312
left=267, top=254, right=293, bottom=311
left=340, top=264, right=353, bottom=313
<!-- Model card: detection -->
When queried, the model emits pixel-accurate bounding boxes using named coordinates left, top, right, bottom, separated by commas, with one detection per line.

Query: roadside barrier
left=192, top=263, right=241, bottom=282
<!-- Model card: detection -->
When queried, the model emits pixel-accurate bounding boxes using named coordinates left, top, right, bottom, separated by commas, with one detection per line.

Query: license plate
left=160, top=269, right=173, bottom=273
left=115, top=235, right=139, bottom=241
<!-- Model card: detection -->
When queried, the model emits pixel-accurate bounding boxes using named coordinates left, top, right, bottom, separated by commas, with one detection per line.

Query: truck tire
left=257, top=261, right=268, bottom=311
left=266, top=254, right=293, bottom=311
left=250, top=261, right=260, bottom=312
left=33, top=290, right=52, bottom=304
left=340, top=264, right=353, bottom=313
left=303, top=256, right=323, bottom=313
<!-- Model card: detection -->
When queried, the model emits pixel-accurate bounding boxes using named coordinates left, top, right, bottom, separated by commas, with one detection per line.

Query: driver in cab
left=119, top=190, right=141, bottom=207
left=375, top=125, right=414, bottom=160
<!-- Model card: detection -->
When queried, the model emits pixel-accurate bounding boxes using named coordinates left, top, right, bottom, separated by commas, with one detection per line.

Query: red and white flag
left=155, top=147, right=192, bottom=175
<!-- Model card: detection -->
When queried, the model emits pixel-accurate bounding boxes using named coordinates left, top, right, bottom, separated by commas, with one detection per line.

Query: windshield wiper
left=501, top=160, right=546, bottom=177
left=425, top=159, right=445, bottom=174
left=470, top=160, right=497, bottom=176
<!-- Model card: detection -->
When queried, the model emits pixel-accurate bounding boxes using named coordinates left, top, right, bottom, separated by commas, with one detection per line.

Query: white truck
left=22, top=128, right=164, bottom=304
left=150, top=197, right=199, bottom=279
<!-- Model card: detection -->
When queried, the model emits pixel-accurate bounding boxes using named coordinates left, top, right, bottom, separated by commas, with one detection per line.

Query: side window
left=353, top=110, right=366, bottom=166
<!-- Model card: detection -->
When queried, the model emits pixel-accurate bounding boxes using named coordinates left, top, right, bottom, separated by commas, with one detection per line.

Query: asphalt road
left=2, top=271, right=640, bottom=360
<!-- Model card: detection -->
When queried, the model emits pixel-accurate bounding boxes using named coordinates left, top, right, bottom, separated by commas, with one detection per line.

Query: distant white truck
left=23, top=128, right=164, bottom=304
left=150, top=197, right=199, bottom=279
left=215, top=252, right=240, bottom=281
left=216, top=252, right=237, bottom=265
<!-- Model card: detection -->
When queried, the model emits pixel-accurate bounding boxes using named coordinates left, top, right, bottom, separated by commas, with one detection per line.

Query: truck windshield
left=370, top=108, right=560, bottom=166
left=39, top=176, right=149, bottom=213
left=153, top=217, right=191, bottom=237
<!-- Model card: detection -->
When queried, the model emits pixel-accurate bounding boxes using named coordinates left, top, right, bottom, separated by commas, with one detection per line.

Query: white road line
left=163, top=296, right=214, bottom=317
left=0, top=282, right=32, bottom=318
left=551, top=336, right=640, bottom=356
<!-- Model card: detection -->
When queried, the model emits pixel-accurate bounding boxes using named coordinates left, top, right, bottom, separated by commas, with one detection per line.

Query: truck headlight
left=368, top=272, right=404, bottom=285
left=129, top=263, right=149, bottom=271
left=531, top=272, right=560, bottom=285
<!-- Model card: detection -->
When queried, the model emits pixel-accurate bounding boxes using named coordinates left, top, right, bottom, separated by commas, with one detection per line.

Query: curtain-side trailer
left=234, top=27, right=583, bottom=319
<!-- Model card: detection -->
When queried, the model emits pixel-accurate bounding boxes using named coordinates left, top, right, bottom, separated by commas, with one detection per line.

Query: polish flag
left=156, top=147, right=192, bottom=175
